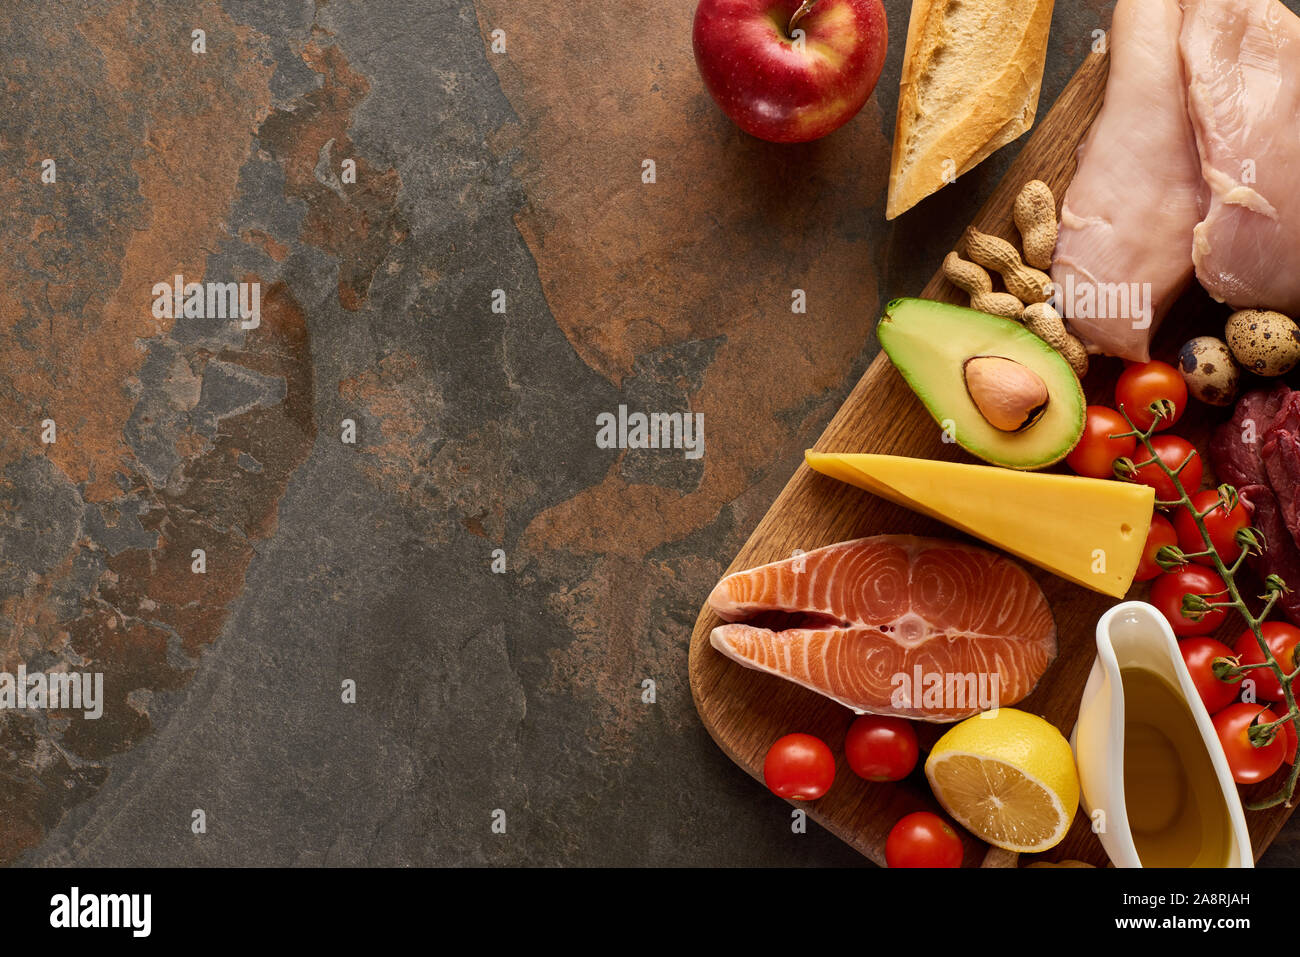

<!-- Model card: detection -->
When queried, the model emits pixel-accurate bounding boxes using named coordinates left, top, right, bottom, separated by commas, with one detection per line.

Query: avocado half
left=878, top=298, right=1086, bottom=470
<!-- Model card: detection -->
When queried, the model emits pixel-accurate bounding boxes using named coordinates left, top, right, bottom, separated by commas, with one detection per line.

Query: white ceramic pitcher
left=1072, top=600, right=1253, bottom=868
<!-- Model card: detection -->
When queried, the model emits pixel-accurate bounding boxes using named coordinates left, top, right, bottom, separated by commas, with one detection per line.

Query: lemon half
left=924, top=708, right=1080, bottom=854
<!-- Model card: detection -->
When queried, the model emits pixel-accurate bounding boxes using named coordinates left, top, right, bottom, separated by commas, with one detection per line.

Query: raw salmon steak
left=708, top=536, right=1057, bottom=722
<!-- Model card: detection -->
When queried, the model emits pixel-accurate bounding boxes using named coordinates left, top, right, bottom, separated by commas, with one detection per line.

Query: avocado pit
left=963, top=356, right=1049, bottom=433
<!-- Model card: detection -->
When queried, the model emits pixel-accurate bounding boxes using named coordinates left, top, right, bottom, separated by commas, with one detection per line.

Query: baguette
left=886, top=0, right=1056, bottom=220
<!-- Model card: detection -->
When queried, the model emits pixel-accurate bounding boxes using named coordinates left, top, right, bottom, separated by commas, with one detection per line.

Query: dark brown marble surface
left=2, top=0, right=1298, bottom=866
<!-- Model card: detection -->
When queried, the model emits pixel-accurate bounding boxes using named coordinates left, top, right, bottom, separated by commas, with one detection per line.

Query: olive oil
left=1121, top=667, right=1232, bottom=867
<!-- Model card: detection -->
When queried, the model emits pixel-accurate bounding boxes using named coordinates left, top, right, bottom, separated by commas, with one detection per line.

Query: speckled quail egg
left=1225, top=309, right=1300, bottom=377
left=1178, top=336, right=1240, bottom=407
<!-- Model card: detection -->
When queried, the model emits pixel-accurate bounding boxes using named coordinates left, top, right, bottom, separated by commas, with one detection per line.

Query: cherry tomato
left=1066, top=406, right=1137, bottom=479
left=1150, top=566, right=1229, bottom=637
left=844, top=715, right=919, bottom=782
left=1213, top=703, right=1285, bottom=784
left=885, top=811, right=964, bottom=868
left=1136, top=514, right=1179, bottom=582
left=1232, top=622, right=1300, bottom=704
left=763, top=733, right=835, bottom=800
left=1115, top=360, right=1187, bottom=432
left=1129, top=435, right=1203, bottom=506
left=1179, top=637, right=1240, bottom=714
left=1173, top=489, right=1250, bottom=567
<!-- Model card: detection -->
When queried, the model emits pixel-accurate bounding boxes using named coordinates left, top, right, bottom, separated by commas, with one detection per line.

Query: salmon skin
left=708, top=535, right=1057, bottom=722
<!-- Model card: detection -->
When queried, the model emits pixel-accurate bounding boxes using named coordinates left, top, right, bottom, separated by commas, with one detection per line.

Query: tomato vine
left=1116, top=399, right=1298, bottom=810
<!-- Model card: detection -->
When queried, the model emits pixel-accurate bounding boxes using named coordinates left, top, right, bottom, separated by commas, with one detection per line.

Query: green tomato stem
left=1115, top=403, right=1298, bottom=810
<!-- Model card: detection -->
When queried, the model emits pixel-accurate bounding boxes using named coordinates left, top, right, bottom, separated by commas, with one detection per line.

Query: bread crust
left=886, top=0, right=1056, bottom=220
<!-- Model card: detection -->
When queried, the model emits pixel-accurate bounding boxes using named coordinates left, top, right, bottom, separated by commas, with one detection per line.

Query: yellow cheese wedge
left=805, top=452, right=1155, bottom=599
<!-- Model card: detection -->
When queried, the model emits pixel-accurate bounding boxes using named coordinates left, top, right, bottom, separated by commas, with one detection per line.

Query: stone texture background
left=2, top=0, right=1298, bottom=866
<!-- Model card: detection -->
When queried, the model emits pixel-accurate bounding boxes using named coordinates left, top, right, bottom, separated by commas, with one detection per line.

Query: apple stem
left=788, top=0, right=817, bottom=36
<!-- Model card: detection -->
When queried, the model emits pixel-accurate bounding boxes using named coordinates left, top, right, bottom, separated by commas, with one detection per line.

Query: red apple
left=692, top=0, right=888, bottom=143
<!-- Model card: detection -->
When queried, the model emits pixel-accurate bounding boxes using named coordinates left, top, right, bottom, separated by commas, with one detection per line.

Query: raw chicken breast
left=1051, top=0, right=1206, bottom=362
left=1181, top=0, right=1300, bottom=314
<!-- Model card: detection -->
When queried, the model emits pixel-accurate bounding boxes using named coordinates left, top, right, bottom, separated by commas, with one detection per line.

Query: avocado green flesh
left=878, top=298, right=1086, bottom=470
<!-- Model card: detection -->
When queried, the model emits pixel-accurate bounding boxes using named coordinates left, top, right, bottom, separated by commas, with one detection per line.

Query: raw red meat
left=1264, top=425, right=1300, bottom=551
left=1213, top=387, right=1300, bottom=625
left=1209, top=385, right=1290, bottom=489
left=1239, top=486, right=1300, bottom=624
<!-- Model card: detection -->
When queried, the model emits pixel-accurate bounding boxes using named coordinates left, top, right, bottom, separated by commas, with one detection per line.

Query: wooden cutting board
left=688, top=41, right=1298, bottom=867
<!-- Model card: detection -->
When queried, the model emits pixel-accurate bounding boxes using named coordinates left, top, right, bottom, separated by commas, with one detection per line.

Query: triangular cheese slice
left=805, top=452, right=1154, bottom=599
